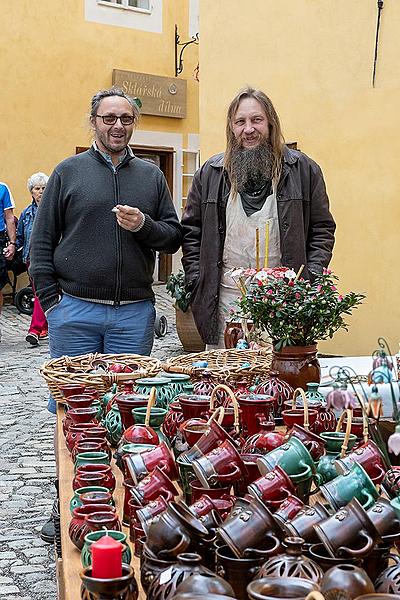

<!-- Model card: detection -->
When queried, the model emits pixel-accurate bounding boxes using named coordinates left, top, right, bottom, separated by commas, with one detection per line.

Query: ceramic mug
left=192, top=439, right=247, bottom=488
left=247, top=465, right=296, bottom=504
left=335, top=440, right=387, bottom=485
left=217, top=495, right=280, bottom=559
left=319, top=461, right=379, bottom=510
left=282, top=501, right=330, bottom=543
left=314, top=497, right=382, bottom=558
left=124, top=441, right=178, bottom=484
left=257, top=437, right=315, bottom=480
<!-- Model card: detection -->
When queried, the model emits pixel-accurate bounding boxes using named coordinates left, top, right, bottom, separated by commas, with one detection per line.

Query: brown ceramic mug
left=282, top=501, right=330, bottom=543
left=217, top=495, right=280, bottom=559
left=314, top=497, right=382, bottom=558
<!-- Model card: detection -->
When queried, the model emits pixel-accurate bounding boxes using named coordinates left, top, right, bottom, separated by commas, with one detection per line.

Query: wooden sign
left=112, top=69, right=187, bottom=119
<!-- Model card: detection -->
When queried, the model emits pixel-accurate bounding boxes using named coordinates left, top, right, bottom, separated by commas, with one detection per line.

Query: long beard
left=230, top=139, right=274, bottom=192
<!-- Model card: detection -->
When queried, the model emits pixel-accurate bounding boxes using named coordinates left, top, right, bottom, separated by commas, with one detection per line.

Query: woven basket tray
left=40, top=353, right=161, bottom=404
left=162, top=348, right=272, bottom=384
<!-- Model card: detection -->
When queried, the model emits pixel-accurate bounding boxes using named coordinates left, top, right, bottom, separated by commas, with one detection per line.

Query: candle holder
left=80, top=564, right=138, bottom=599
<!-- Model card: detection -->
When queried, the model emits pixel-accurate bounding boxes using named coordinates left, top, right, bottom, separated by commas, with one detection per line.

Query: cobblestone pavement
left=0, top=285, right=182, bottom=599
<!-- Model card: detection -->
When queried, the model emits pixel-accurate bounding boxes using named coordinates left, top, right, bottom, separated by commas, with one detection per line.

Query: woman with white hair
left=16, top=172, right=49, bottom=346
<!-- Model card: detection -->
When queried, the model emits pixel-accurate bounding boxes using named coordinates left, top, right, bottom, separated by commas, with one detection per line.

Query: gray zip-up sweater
left=30, top=147, right=182, bottom=313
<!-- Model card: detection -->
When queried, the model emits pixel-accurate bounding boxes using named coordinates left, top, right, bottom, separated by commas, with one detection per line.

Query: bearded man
left=181, top=87, right=336, bottom=348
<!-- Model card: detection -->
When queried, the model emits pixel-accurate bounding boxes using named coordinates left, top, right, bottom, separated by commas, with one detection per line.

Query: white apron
left=206, top=188, right=281, bottom=350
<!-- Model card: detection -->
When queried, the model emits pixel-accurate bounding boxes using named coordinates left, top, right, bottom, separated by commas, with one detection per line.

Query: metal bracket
left=175, top=24, right=199, bottom=77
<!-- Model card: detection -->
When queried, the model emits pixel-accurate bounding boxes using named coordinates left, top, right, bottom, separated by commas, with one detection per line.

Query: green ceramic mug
left=315, top=431, right=357, bottom=486
left=257, top=437, right=315, bottom=480
left=320, top=462, right=378, bottom=510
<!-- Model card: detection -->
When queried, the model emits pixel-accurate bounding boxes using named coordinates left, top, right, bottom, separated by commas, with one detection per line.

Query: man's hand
left=113, top=204, right=144, bottom=232
left=3, top=243, right=15, bottom=260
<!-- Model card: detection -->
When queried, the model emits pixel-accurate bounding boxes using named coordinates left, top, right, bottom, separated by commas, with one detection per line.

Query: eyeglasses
left=96, top=114, right=135, bottom=126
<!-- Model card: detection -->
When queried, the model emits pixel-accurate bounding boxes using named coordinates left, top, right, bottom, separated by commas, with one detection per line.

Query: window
left=98, top=0, right=151, bottom=11
left=86, top=0, right=161, bottom=32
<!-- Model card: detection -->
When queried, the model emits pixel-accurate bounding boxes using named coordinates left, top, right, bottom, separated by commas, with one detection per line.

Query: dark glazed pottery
left=320, top=564, right=374, bottom=600
left=247, top=576, right=319, bottom=600
left=80, top=564, right=138, bottom=599
left=173, top=571, right=235, bottom=597
left=145, top=553, right=216, bottom=600
left=375, top=555, right=400, bottom=594
left=140, top=544, right=176, bottom=593
left=282, top=502, right=330, bottom=544
left=307, top=543, right=362, bottom=572
left=270, top=344, right=320, bottom=391
left=217, top=496, right=280, bottom=559
left=216, top=544, right=265, bottom=600
left=258, top=536, right=324, bottom=583
left=146, top=501, right=209, bottom=559
left=314, top=498, right=382, bottom=558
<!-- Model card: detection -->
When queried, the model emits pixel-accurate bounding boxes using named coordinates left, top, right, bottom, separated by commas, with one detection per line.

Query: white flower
left=285, top=269, right=297, bottom=280
left=254, top=271, right=270, bottom=282
left=388, top=425, right=400, bottom=456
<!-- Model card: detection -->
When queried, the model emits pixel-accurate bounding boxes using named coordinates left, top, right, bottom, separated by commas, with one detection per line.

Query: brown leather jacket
left=181, top=147, right=336, bottom=344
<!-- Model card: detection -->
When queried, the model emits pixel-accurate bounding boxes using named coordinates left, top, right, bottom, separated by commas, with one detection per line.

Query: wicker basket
left=40, top=353, right=161, bottom=404
left=162, top=347, right=271, bottom=384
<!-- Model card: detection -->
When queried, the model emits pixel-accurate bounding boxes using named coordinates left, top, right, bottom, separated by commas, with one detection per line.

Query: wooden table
left=56, top=405, right=145, bottom=600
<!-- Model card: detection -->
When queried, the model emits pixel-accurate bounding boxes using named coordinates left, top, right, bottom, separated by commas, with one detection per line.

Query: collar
left=92, top=141, right=133, bottom=164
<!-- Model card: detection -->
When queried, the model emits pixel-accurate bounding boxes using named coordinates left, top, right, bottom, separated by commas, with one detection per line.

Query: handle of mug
left=158, top=531, right=191, bottom=558
left=293, top=463, right=313, bottom=480
left=312, top=472, right=323, bottom=489
left=159, top=490, right=175, bottom=503
left=371, top=463, right=385, bottom=483
left=215, top=463, right=241, bottom=482
left=360, top=489, right=376, bottom=510
left=338, top=531, right=373, bottom=557
left=305, top=593, right=326, bottom=600
left=243, top=533, right=280, bottom=557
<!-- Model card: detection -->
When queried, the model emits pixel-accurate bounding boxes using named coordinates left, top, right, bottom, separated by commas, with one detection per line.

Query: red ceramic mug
left=189, top=479, right=232, bottom=503
left=180, top=418, right=233, bottom=464
left=247, top=465, right=296, bottom=504
left=124, top=441, right=178, bottom=484
left=192, top=439, right=248, bottom=488
left=335, top=440, right=387, bottom=485
left=126, top=467, right=179, bottom=512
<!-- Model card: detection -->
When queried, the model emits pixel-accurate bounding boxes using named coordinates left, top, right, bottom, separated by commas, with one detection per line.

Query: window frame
left=97, top=0, right=152, bottom=15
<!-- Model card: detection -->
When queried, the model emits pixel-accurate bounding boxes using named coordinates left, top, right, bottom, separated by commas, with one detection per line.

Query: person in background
left=29, top=87, right=182, bottom=543
left=0, top=182, right=16, bottom=340
left=16, top=172, right=49, bottom=346
left=181, top=86, right=336, bottom=348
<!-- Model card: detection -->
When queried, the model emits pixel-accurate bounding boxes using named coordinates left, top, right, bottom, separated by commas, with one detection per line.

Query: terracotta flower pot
left=271, top=344, right=320, bottom=391
left=175, top=307, right=205, bottom=352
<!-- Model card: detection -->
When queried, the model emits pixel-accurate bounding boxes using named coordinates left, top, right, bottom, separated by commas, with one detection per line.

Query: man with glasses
left=30, top=85, right=182, bottom=374
left=30, top=86, right=182, bottom=542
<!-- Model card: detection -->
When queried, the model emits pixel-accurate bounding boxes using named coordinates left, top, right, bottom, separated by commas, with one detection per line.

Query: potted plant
left=166, top=270, right=205, bottom=352
left=232, top=267, right=365, bottom=389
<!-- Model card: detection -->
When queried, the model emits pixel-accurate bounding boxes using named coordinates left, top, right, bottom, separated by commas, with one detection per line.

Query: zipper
left=113, top=168, right=122, bottom=306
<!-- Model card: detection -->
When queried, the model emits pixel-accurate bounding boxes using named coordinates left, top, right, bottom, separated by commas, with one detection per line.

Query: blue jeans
left=47, top=294, right=155, bottom=413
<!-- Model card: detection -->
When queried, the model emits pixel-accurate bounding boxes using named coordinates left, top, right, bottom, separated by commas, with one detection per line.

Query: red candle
left=91, top=535, right=123, bottom=579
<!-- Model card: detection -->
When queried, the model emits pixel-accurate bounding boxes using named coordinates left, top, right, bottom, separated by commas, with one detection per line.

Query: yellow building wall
left=199, top=0, right=400, bottom=357
left=1, top=0, right=198, bottom=212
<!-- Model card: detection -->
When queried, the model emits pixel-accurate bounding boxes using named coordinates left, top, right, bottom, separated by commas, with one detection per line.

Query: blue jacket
left=16, top=200, right=38, bottom=263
